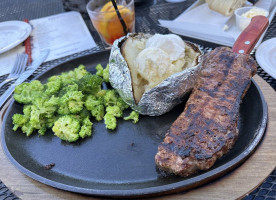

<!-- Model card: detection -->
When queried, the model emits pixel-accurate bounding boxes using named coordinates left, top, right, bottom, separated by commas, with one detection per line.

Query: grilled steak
left=155, top=47, right=257, bottom=177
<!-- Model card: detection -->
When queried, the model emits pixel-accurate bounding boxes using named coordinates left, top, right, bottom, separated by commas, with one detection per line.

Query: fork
left=0, top=54, right=28, bottom=89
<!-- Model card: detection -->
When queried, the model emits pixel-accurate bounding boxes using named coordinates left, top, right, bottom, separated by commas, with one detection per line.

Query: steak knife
left=0, top=49, right=50, bottom=109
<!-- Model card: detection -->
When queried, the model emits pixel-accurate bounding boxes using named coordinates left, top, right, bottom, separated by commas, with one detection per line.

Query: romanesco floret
left=71, top=107, right=91, bottom=122
left=21, top=122, right=35, bottom=136
left=13, top=80, right=44, bottom=104
left=29, top=106, right=48, bottom=135
left=23, top=105, right=32, bottom=118
left=58, top=103, right=70, bottom=115
left=95, top=89, right=107, bottom=99
left=46, top=115, right=58, bottom=128
left=116, top=97, right=129, bottom=111
left=29, top=97, right=58, bottom=134
left=12, top=114, right=28, bottom=131
left=59, top=91, right=84, bottom=114
left=12, top=105, right=33, bottom=134
left=106, top=105, right=122, bottom=118
left=60, top=70, right=75, bottom=85
left=104, top=113, right=117, bottom=130
left=32, top=97, right=57, bottom=119
left=124, top=111, right=139, bottom=124
left=74, top=64, right=88, bottom=80
left=96, top=64, right=109, bottom=82
left=44, top=96, right=59, bottom=107
left=79, top=117, right=93, bottom=139
left=58, top=83, right=79, bottom=97
left=104, top=90, right=118, bottom=107
left=103, top=64, right=109, bottom=83
left=48, top=75, right=59, bottom=82
left=59, top=65, right=88, bottom=85
left=95, top=64, right=104, bottom=77
left=91, top=104, right=105, bottom=121
left=85, top=95, right=102, bottom=110
left=78, top=108, right=91, bottom=121
left=45, top=76, right=62, bottom=96
left=38, top=125, right=48, bottom=135
left=52, top=115, right=80, bottom=142
left=78, top=74, right=103, bottom=95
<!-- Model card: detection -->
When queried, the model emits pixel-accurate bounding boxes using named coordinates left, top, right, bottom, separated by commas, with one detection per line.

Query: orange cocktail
left=87, top=0, right=135, bottom=46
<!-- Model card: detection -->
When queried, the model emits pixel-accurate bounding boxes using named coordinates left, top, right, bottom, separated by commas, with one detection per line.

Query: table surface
left=0, top=0, right=276, bottom=199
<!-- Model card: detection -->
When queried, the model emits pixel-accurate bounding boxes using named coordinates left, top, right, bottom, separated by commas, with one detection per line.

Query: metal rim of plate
left=1, top=50, right=268, bottom=198
left=0, top=21, right=32, bottom=54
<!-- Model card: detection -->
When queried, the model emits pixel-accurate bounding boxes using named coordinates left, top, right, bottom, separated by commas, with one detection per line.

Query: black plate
left=1, top=50, right=268, bottom=198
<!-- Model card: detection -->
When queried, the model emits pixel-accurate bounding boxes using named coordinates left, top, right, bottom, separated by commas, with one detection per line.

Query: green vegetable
left=96, top=64, right=109, bottom=83
left=116, top=97, right=129, bottom=111
left=106, top=105, right=122, bottom=118
left=59, top=65, right=88, bottom=85
left=12, top=114, right=28, bottom=131
left=85, top=95, right=105, bottom=121
left=104, top=113, right=117, bottom=130
left=78, top=74, right=103, bottom=95
left=23, top=105, right=32, bottom=119
left=45, top=76, right=62, bottom=96
left=52, top=115, right=80, bottom=142
left=91, top=104, right=105, bottom=121
left=78, top=108, right=91, bottom=121
left=58, top=83, right=79, bottom=97
left=29, top=97, right=58, bottom=135
left=60, top=90, right=84, bottom=114
left=103, top=64, right=109, bottom=83
left=21, top=122, right=35, bottom=136
left=79, top=117, right=93, bottom=139
left=85, top=95, right=102, bottom=111
left=124, top=111, right=139, bottom=124
left=95, top=64, right=104, bottom=77
left=12, top=63, right=139, bottom=142
left=95, top=89, right=107, bottom=99
left=104, top=90, right=118, bottom=107
left=13, top=80, right=44, bottom=104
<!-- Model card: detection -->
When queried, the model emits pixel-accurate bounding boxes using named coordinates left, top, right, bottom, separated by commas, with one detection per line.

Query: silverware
left=0, top=54, right=28, bottom=89
left=0, top=49, right=50, bottom=109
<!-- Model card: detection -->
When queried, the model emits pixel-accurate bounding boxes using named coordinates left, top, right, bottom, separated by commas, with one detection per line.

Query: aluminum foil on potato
left=109, top=33, right=203, bottom=116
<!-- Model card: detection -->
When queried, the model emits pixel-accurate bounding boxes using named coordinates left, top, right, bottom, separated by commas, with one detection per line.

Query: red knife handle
left=232, top=15, right=269, bottom=54
left=23, top=19, right=33, bottom=65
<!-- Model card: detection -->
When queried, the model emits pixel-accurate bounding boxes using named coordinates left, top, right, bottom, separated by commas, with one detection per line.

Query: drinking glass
left=86, top=0, right=135, bottom=47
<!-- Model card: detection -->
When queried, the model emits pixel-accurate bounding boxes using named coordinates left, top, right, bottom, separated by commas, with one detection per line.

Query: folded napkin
left=159, top=0, right=275, bottom=47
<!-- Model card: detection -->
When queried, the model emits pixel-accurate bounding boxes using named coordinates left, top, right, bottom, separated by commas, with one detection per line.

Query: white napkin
left=159, top=0, right=275, bottom=47
left=159, top=3, right=241, bottom=46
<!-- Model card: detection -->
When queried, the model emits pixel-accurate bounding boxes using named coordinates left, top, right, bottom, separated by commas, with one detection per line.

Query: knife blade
left=0, top=49, right=50, bottom=109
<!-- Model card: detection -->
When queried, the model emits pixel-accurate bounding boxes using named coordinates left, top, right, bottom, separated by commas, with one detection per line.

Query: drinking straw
left=110, top=0, right=128, bottom=35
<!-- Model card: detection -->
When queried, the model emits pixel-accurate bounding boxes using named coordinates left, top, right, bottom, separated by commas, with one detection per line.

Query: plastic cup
left=86, top=0, right=135, bottom=47
left=235, top=6, right=269, bottom=31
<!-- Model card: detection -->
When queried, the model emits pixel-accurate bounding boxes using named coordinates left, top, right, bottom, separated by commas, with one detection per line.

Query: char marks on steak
left=155, top=47, right=257, bottom=177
